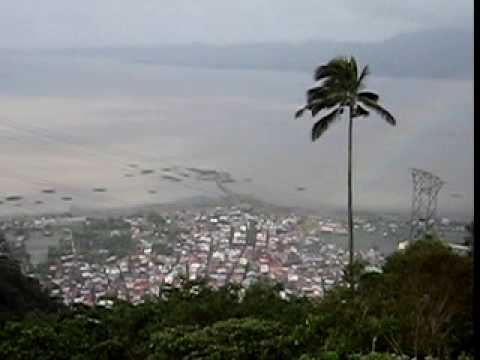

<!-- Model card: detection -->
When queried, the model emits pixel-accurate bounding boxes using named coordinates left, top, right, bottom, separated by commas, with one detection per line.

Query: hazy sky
left=0, top=2, right=473, bottom=220
left=0, top=0, right=473, bottom=48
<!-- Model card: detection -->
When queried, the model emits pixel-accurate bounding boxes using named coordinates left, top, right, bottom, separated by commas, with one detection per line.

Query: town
left=0, top=203, right=469, bottom=307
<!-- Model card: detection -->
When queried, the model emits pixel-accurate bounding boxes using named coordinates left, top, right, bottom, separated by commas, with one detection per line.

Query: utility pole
left=409, top=168, right=444, bottom=241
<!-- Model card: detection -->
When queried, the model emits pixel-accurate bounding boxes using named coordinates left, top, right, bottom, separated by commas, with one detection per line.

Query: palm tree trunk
left=348, top=106, right=354, bottom=277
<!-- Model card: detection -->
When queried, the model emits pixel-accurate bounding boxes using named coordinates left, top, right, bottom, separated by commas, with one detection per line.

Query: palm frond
left=314, top=56, right=360, bottom=95
left=295, top=106, right=307, bottom=118
left=350, top=56, right=358, bottom=81
left=322, top=76, right=348, bottom=93
left=358, top=91, right=379, bottom=102
left=311, top=107, right=343, bottom=141
left=314, top=65, right=331, bottom=81
left=296, top=95, right=344, bottom=119
left=314, top=56, right=349, bottom=81
left=311, top=98, right=340, bottom=117
left=306, top=86, right=329, bottom=103
left=359, top=98, right=396, bottom=126
left=310, top=93, right=345, bottom=115
left=357, top=65, right=370, bottom=88
left=314, top=58, right=340, bottom=79
left=307, top=85, right=343, bottom=102
left=353, top=104, right=370, bottom=118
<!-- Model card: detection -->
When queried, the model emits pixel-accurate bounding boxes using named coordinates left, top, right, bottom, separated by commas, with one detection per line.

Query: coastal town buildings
left=0, top=206, right=469, bottom=306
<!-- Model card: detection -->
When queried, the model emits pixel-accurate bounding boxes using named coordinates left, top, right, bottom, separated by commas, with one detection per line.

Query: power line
left=409, top=168, right=445, bottom=241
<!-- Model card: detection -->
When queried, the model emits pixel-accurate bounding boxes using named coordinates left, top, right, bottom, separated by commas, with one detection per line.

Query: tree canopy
left=0, top=239, right=473, bottom=359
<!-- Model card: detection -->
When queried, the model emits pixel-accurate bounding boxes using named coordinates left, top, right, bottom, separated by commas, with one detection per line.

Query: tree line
left=0, top=239, right=473, bottom=359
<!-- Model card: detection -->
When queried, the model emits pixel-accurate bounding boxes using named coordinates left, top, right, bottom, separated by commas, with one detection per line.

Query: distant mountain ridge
left=42, top=28, right=472, bottom=80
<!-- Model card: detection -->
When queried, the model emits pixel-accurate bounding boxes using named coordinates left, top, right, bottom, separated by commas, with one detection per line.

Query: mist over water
left=0, top=54, right=473, bottom=219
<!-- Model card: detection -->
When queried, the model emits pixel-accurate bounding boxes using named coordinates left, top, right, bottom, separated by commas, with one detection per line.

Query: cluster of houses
left=0, top=206, right=468, bottom=306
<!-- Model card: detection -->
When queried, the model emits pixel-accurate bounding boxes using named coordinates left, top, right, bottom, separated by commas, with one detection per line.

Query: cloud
left=340, top=0, right=472, bottom=29
left=0, top=0, right=473, bottom=48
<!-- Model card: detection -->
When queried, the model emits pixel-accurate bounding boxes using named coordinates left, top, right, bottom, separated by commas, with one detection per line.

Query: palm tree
left=295, top=56, right=396, bottom=274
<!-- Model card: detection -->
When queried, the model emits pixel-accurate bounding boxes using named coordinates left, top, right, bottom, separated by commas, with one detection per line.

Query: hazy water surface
left=0, top=54, right=473, bottom=219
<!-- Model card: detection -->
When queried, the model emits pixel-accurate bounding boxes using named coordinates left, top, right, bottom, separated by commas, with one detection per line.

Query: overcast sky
left=0, top=1, right=474, bottom=219
left=0, top=0, right=473, bottom=48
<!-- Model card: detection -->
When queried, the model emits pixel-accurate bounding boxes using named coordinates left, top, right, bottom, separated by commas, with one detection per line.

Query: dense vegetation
left=0, top=234, right=60, bottom=321
left=0, top=239, right=473, bottom=359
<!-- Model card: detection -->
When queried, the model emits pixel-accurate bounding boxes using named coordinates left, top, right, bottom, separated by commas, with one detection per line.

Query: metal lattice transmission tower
left=409, top=168, right=445, bottom=240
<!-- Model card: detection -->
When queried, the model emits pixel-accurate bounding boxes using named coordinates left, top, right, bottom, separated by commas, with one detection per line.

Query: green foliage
left=381, top=240, right=473, bottom=358
left=0, top=239, right=473, bottom=359
left=150, top=318, right=298, bottom=359
left=312, top=240, right=473, bottom=358
left=71, top=225, right=135, bottom=259
left=0, top=256, right=59, bottom=321
left=151, top=241, right=172, bottom=255
left=46, top=245, right=62, bottom=262
left=295, top=56, right=396, bottom=141
left=0, top=321, right=61, bottom=360
left=146, top=212, right=167, bottom=226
